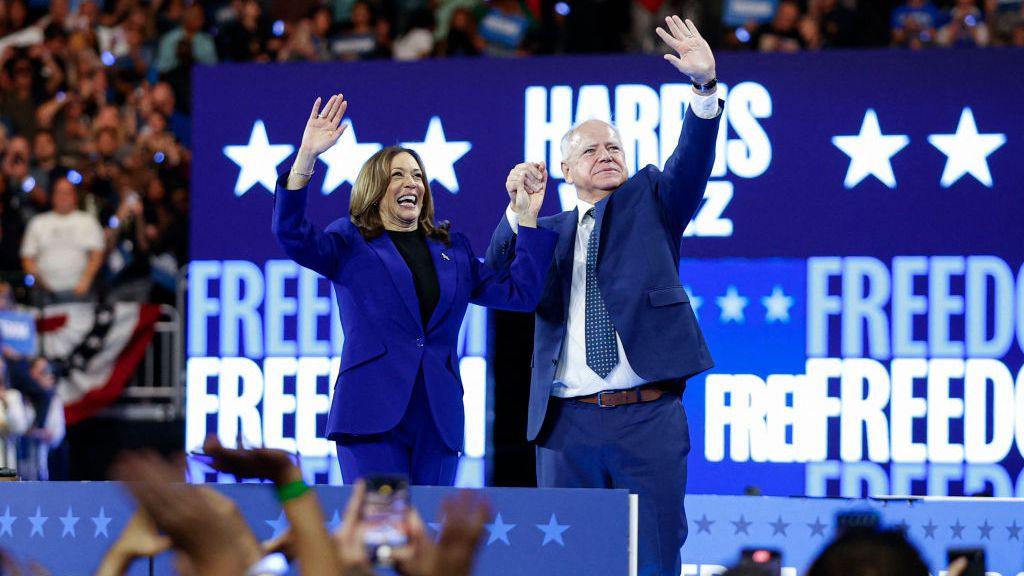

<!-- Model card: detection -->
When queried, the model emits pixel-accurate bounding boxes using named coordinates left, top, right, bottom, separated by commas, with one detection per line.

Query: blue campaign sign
left=0, top=310, right=36, bottom=356
left=191, top=49, right=1024, bottom=496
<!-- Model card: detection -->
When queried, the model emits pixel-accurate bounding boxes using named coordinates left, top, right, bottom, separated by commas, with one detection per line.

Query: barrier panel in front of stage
left=2, top=483, right=1023, bottom=575
left=0, top=482, right=633, bottom=576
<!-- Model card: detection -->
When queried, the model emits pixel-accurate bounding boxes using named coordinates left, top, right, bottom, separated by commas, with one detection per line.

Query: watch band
left=692, top=77, right=718, bottom=93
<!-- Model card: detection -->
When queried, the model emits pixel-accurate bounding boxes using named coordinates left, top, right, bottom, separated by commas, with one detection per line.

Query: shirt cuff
left=691, top=91, right=720, bottom=120
left=505, top=204, right=520, bottom=234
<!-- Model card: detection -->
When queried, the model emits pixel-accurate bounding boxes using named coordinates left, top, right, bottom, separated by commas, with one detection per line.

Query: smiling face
left=560, top=120, right=627, bottom=204
left=378, top=152, right=425, bottom=231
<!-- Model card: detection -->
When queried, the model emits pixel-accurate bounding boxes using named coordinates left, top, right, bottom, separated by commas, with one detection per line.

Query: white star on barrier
left=832, top=109, right=909, bottom=189
left=224, top=120, right=294, bottom=196
left=717, top=286, right=748, bottom=324
left=265, top=511, right=290, bottom=539
left=486, top=513, right=516, bottom=545
left=28, top=506, right=47, bottom=537
left=761, top=285, right=794, bottom=323
left=59, top=506, right=80, bottom=538
left=91, top=507, right=112, bottom=538
left=0, top=506, right=15, bottom=536
left=402, top=116, right=471, bottom=193
left=927, top=107, right=1006, bottom=188
left=320, top=122, right=382, bottom=195
left=536, top=514, right=569, bottom=546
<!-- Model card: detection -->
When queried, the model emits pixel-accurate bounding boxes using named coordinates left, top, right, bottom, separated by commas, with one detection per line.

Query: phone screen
left=948, top=548, right=985, bottom=576
left=362, top=475, right=410, bottom=566
left=740, top=548, right=782, bottom=576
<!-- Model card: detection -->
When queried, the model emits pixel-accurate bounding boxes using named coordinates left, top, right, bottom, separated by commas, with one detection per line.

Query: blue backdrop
left=189, top=49, right=1024, bottom=497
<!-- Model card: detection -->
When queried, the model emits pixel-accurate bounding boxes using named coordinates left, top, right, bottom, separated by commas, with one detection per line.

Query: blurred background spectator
left=891, top=0, right=945, bottom=48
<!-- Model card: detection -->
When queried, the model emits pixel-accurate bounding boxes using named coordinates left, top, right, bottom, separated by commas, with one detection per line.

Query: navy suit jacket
left=486, top=105, right=723, bottom=441
left=273, top=181, right=557, bottom=451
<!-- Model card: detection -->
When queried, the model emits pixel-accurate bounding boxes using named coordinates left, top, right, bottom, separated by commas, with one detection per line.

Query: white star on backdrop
left=761, top=285, right=794, bottom=323
left=320, top=122, right=382, bottom=195
left=224, top=120, right=294, bottom=196
left=402, top=116, right=471, bottom=193
left=684, top=285, right=702, bottom=318
left=717, top=286, right=748, bottom=323
left=832, top=109, right=909, bottom=189
left=927, top=107, right=1006, bottom=188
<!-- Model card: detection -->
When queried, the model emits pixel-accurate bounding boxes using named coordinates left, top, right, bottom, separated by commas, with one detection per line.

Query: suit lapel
left=367, top=233, right=421, bottom=328
left=554, top=209, right=578, bottom=318
left=426, top=237, right=456, bottom=331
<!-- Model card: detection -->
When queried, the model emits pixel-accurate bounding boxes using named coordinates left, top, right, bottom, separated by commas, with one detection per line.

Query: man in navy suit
left=486, top=16, right=721, bottom=576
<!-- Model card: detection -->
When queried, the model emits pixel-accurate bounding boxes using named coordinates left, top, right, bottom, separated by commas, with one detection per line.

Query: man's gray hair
left=559, top=119, right=622, bottom=162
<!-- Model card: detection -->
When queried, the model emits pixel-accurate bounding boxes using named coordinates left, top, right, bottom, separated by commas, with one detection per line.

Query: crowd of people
left=728, top=0, right=1024, bottom=52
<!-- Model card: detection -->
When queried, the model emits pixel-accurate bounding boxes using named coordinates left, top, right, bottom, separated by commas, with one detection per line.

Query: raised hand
left=331, top=480, right=373, bottom=573
left=112, top=510, right=171, bottom=559
left=300, top=94, right=349, bottom=158
left=112, top=451, right=262, bottom=576
left=201, top=434, right=296, bottom=485
left=394, top=491, right=490, bottom=576
left=656, top=16, right=716, bottom=84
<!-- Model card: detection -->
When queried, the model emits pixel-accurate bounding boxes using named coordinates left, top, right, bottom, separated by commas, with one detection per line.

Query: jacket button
left=416, top=337, right=425, bottom=347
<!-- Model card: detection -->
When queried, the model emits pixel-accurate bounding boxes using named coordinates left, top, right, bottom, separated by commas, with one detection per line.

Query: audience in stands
left=892, top=0, right=945, bottom=47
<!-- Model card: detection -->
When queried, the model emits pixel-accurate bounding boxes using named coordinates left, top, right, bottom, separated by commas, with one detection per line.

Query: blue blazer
left=273, top=180, right=558, bottom=451
left=486, top=105, right=723, bottom=441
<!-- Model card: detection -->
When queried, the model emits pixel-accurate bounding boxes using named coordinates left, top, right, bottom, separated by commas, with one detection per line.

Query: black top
left=388, top=229, right=440, bottom=328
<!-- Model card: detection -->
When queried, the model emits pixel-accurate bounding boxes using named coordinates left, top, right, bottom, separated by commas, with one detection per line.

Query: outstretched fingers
left=666, top=15, right=686, bottom=40
left=684, top=18, right=703, bottom=41
left=328, top=93, right=346, bottom=124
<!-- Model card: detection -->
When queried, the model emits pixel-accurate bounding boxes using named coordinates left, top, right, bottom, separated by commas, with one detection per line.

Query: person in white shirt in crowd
left=20, top=176, right=105, bottom=303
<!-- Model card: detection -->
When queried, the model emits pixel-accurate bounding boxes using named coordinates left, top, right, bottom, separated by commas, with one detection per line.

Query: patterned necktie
left=583, top=208, right=619, bottom=378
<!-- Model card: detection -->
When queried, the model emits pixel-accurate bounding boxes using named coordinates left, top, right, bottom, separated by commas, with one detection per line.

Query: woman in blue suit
left=273, top=93, right=556, bottom=486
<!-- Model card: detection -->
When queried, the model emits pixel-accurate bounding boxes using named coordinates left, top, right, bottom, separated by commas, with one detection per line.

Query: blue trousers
left=536, top=393, right=690, bottom=576
left=335, top=371, right=459, bottom=486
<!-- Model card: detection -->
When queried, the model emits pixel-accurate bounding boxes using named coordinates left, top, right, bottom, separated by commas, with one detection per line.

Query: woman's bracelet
left=276, top=479, right=310, bottom=502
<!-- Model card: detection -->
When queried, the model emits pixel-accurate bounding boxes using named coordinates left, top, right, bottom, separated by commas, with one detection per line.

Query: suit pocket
left=648, top=285, right=689, bottom=307
left=339, top=339, right=387, bottom=374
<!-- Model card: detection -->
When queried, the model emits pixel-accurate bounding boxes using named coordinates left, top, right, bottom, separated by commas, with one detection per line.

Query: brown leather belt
left=572, top=382, right=681, bottom=408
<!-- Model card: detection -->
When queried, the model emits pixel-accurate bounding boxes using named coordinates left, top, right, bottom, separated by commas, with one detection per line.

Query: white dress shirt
left=505, top=91, right=720, bottom=397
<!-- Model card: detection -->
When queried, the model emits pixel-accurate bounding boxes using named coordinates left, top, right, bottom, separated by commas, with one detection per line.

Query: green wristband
left=276, top=479, right=310, bottom=502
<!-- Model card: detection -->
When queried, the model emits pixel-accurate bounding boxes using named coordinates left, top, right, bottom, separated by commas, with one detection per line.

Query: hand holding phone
left=740, top=548, right=782, bottom=576
left=362, top=475, right=410, bottom=566
left=947, top=548, right=985, bottom=576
